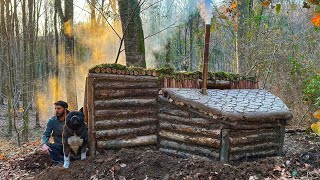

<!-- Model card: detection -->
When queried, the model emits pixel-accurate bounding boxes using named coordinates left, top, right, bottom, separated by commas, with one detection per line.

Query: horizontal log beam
left=159, top=130, right=220, bottom=148
left=96, top=125, right=157, bottom=139
left=229, top=129, right=275, bottom=137
left=97, top=135, right=157, bottom=149
left=89, top=73, right=158, bottom=82
left=94, top=81, right=158, bottom=90
left=95, top=98, right=157, bottom=109
left=159, top=140, right=219, bottom=158
left=95, top=108, right=157, bottom=118
left=229, top=149, right=278, bottom=161
left=221, top=121, right=280, bottom=130
left=159, top=121, right=220, bottom=138
left=159, top=148, right=211, bottom=161
left=95, top=118, right=157, bottom=129
left=230, top=142, right=279, bottom=153
left=229, top=132, right=278, bottom=146
left=158, top=95, right=221, bottom=122
left=158, top=113, right=211, bottom=127
left=95, top=89, right=159, bottom=99
left=159, top=108, right=190, bottom=117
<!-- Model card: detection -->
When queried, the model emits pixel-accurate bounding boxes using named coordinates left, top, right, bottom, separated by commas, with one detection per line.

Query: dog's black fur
left=62, top=111, right=88, bottom=168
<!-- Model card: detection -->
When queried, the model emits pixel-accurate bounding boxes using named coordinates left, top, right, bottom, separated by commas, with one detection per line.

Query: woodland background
left=0, top=0, right=319, bottom=145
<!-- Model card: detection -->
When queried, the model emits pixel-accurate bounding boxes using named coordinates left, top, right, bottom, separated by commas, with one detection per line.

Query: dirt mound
left=32, top=146, right=320, bottom=180
left=1, top=133, right=319, bottom=180
left=15, top=151, right=53, bottom=173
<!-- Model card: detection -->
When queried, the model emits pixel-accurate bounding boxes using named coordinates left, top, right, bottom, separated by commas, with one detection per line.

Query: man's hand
left=41, top=144, right=51, bottom=153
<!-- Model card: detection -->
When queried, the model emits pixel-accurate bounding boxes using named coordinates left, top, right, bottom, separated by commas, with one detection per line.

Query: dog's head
left=66, top=111, right=84, bottom=131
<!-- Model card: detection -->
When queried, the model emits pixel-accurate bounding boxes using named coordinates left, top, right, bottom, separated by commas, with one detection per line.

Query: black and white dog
left=63, top=111, right=88, bottom=168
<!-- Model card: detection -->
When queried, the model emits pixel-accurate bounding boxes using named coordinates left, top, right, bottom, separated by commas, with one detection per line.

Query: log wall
left=161, top=77, right=259, bottom=89
left=157, top=98, right=221, bottom=160
left=227, top=126, right=284, bottom=160
left=86, top=74, right=159, bottom=154
left=158, top=90, right=287, bottom=161
left=85, top=73, right=286, bottom=161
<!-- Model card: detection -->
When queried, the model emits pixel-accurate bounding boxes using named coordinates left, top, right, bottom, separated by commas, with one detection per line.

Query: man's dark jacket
left=42, top=116, right=65, bottom=145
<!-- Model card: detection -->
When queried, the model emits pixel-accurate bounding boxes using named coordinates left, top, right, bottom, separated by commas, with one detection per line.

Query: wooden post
left=220, top=129, right=230, bottom=161
left=201, top=24, right=211, bottom=95
left=87, top=76, right=96, bottom=156
left=83, top=78, right=88, bottom=124
left=277, top=125, right=285, bottom=156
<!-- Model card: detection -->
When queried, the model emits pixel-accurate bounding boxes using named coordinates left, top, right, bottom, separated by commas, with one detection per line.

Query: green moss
left=88, top=64, right=257, bottom=83
left=213, top=71, right=229, bottom=79
left=89, top=63, right=128, bottom=73
left=228, top=73, right=240, bottom=82
left=139, top=34, right=145, bottom=54
left=128, top=66, right=144, bottom=72
left=156, top=67, right=175, bottom=75
left=240, top=76, right=257, bottom=82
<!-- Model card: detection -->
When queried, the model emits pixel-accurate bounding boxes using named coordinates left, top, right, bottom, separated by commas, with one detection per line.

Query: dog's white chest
left=67, top=135, right=83, bottom=153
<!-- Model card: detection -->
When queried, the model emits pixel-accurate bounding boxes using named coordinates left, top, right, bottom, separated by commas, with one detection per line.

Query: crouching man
left=41, top=100, right=69, bottom=164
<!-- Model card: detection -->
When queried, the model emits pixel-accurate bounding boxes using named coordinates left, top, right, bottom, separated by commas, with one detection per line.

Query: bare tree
left=56, top=0, right=78, bottom=110
left=118, top=0, right=146, bottom=67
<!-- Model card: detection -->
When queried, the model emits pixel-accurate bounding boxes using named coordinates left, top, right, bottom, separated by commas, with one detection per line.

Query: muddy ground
left=0, top=103, right=320, bottom=179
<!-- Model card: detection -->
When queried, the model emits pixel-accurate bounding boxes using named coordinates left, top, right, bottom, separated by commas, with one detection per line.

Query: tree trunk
left=237, top=0, right=252, bottom=74
left=64, top=0, right=78, bottom=110
left=4, top=0, right=13, bottom=136
left=54, top=0, right=60, bottom=101
left=22, top=0, right=29, bottom=142
left=90, top=0, right=96, bottom=25
left=118, top=0, right=146, bottom=67
left=0, top=0, right=4, bottom=105
left=33, top=0, right=41, bottom=128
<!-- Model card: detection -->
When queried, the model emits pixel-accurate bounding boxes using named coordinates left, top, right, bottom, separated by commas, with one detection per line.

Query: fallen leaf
left=0, top=154, right=6, bottom=160
left=273, top=165, right=282, bottom=171
left=262, top=0, right=271, bottom=7
left=119, top=163, right=127, bottom=168
left=231, top=1, right=237, bottom=10
left=313, top=109, right=320, bottom=119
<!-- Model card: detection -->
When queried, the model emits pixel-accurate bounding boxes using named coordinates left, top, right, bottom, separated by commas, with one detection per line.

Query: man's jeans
left=47, top=143, right=64, bottom=163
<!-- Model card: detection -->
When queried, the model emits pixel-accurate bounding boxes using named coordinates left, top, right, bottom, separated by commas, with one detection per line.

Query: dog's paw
left=63, top=155, right=70, bottom=168
left=63, top=161, right=70, bottom=168
left=81, top=152, right=86, bottom=160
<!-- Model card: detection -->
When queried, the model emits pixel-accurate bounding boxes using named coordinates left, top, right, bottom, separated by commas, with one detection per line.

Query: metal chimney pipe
left=201, top=24, right=211, bottom=95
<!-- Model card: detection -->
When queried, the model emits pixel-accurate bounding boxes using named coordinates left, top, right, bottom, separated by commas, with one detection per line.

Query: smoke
left=198, top=0, right=214, bottom=24
left=141, top=0, right=199, bottom=68
left=74, top=20, right=125, bottom=108
left=36, top=19, right=125, bottom=119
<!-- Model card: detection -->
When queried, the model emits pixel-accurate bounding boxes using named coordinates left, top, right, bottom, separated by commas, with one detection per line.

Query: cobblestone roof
left=161, top=88, right=293, bottom=121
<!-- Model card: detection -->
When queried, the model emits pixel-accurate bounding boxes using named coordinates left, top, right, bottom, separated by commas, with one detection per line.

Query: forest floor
left=0, top=103, right=320, bottom=180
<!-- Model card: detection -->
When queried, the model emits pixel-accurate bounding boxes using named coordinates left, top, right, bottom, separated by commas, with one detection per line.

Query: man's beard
left=56, top=111, right=65, bottom=118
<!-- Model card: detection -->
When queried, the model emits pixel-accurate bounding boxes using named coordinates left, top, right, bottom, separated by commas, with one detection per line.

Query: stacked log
left=161, top=77, right=200, bottom=89
left=158, top=98, right=221, bottom=160
left=160, top=88, right=289, bottom=161
left=91, top=64, right=259, bottom=89
left=227, top=128, right=283, bottom=160
left=230, top=81, right=259, bottom=89
left=88, top=73, right=159, bottom=150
